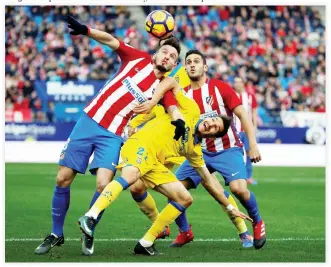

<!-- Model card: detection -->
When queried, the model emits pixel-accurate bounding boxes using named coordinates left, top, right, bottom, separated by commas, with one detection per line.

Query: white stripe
left=84, top=57, right=144, bottom=114
left=107, top=67, right=156, bottom=134
left=5, top=237, right=325, bottom=242
left=200, top=84, right=220, bottom=151
left=261, top=177, right=325, bottom=184
left=186, top=89, right=193, bottom=99
left=215, top=88, right=237, bottom=149
left=93, top=63, right=154, bottom=124
left=108, top=79, right=160, bottom=135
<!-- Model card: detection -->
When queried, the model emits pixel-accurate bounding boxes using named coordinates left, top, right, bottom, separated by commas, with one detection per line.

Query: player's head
left=154, top=36, right=180, bottom=73
left=196, top=115, right=232, bottom=138
left=234, top=76, right=245, bottom=93
left=184, top=50, right=208, bottom=82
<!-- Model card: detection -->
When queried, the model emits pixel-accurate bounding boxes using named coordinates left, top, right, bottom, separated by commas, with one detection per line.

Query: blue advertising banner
left=256, top=126, right=326, bottom=145
left=5, top=122, right=76, bottom=141
left=6, top=123, right=325, bottom=145
left=34, top=80, right=106, bottom=103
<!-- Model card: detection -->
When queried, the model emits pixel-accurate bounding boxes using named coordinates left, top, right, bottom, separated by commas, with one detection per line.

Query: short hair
left=157, top=36, right=181, bottom=56
left=185, top=49, right=206, bottom=64
left=214, top=115, right=233, bottom=138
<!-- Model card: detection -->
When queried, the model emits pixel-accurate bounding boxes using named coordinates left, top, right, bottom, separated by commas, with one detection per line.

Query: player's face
left=198, top=117, right=224, bottom=138
left=155, top=45, right=178, bottom=72
left=234, top=77, right=244, bottom=92
left=185, top=54, right=207, bottom=81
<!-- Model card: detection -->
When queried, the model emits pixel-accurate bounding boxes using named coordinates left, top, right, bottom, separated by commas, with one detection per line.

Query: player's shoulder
left=209, top=78, right=232, bottom=89
left=118, top=41, right=151, bottom=59
left=210, top=78, right=235, bottom=96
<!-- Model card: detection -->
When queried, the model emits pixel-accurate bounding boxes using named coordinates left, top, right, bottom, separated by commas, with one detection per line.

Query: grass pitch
left=5, top=163, right=325, bottom=262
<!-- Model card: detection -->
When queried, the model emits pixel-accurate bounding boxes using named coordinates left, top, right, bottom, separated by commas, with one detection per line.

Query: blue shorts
left=58, top=112, right=123, bottom=175
left=239, top=132, right=249, bottom=151
left=175, top=147, right=247, bottom=188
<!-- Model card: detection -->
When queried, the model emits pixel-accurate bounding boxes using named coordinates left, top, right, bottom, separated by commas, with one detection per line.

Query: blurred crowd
left=5, top=6, right=132, bottom=121
left=5, top=6, right=325, bottom=124
left=151, top=6, right=326, bottom=123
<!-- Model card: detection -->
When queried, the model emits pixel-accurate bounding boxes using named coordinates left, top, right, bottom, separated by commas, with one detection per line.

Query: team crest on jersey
left=206, top=96, right=214, bottom=106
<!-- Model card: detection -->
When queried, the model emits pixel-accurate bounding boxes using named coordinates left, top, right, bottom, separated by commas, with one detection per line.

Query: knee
left=56, top=167, right=75, bottom=187
left=230, top=184, right=249, bottom=198
left=121, top=166, right=141, bottom=185
left=130, top=183, right=146, bottom=198
left=96, top=179, right=110, bottom=192
left=179, top=192, right=193, bottom=208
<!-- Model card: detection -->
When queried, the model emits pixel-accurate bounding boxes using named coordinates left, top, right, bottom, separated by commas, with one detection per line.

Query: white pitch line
left=5, top=237, right=325, bottom=242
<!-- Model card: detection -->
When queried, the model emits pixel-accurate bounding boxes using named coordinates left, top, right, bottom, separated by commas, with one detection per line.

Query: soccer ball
left=145, top=10, right=175, bottom=39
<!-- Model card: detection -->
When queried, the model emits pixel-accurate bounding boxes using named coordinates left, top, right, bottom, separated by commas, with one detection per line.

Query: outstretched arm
left=133, top=76, right=180, bottom=114
left=67, top=16, right=120, bottom=50
left=194, top=166, right=252, bottom=222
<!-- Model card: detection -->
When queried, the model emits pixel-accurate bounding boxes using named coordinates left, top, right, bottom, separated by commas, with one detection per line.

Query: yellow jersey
left=129, top=63, right=190, bottom=129
left=118, top=90, right=205, bottom=187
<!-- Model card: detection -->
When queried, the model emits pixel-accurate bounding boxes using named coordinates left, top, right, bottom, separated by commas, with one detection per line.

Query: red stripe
left=87, top=59, right=149, bottom=118
left=99, top=69, right=157, bottom=131
left=206, top=83, right=218, bottom=152
left=193, top=88, right=205, bottom=113
left=115, top=111, right=134, bottom=135
left=224, top=106, right=242, bottom=147
left=86, top=61, right=128, bottom=118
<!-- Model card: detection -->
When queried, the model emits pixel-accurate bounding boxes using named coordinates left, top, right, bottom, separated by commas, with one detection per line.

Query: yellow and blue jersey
left=165, top=63, right=190, bottom=89
left=118, top=91, right=205, bottom=188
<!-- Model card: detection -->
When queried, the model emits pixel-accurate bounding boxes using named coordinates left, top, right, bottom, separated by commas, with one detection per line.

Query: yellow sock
left=134, top=192, right=159, bottom=223
left=143, top=203, right=183, bottom=243
left=222, top=194, right=248, bottom=235
left=88, top=180, right=125, bottom=218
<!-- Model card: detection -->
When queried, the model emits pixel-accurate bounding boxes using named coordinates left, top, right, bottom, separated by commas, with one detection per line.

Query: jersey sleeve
left=162, top=91, right=178, bottom=109
left=175, top=90, right=200, bottom=118
left=115, top=41, right=149, bottom=62
left=129, top=105, right=165, bottom=128
left=216, top=80, right=242, bottom=110
left=186, top=144, right=206, bottom=168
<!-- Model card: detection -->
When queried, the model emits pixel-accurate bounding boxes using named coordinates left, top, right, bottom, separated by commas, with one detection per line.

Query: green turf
left=5, top=163, right=325, bottom=262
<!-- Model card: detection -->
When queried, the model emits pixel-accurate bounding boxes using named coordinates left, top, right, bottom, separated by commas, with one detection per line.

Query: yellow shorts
left=117, top=139, right=177, bottom=188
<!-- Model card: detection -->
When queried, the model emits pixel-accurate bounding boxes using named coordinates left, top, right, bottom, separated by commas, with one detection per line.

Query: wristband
left=87, top=27, right=91, bottom=36
left=226, top=204, right=234, bottom=211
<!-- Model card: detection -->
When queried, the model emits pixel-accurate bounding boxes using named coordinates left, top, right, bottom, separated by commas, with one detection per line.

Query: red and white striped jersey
left=235, top=91, right=258, bottom=132
left=84, top=41, right=162, bottom=136
left=184, top=78, right=243, bottom=152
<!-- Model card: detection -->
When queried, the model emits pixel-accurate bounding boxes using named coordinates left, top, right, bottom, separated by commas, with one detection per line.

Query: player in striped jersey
left=78, top=78, right=252, bottom=256
left=134, top=50, right=266, bottom=249
left=129, top=50, right=255, bottom=248
left=34, top=17, right=186, bottom=256
left=234, top=77, right=258, bottom=185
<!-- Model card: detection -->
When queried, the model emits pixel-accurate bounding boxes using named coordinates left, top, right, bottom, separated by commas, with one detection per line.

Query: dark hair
left=185, top=49, right=206, bottom=64
left=157, top=36, right=181, bottom=56
left=214, top=115, right=233, bottom=138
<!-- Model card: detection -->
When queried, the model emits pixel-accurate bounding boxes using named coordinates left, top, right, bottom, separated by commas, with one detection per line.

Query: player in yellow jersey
left=127, top=37, right=254, bottom=248
left=77, top=76, right=252, bottom=256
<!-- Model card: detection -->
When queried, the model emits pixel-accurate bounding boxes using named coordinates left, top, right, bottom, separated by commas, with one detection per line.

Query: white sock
left=139, top=238, right=153, bottom=248
left=85, top=210, right=98, bottom=220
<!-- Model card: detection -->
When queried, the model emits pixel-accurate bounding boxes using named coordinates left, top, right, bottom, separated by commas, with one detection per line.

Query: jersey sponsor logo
left=122, top=77, right=147, bottom=104
left=206, top=96, right=214, bottom=106
left=200, top=110, right=218, bottom=119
